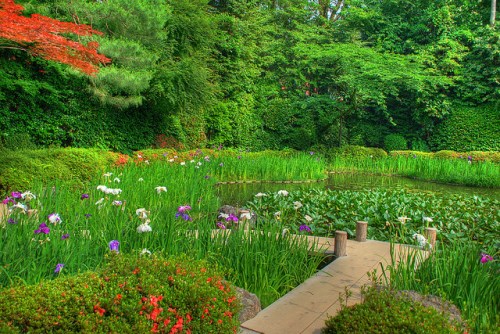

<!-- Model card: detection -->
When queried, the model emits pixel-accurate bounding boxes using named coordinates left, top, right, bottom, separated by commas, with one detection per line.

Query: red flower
left=150, top=307, right=163, bottom=321
left=93, top=304, right=105, bottom=316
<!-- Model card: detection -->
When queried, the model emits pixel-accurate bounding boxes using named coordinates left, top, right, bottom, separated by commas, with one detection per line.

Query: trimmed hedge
left=0, top=253, right=240, bottom=333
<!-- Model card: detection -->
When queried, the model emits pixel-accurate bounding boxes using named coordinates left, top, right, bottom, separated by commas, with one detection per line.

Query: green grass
left=328, top=155, right=500, bottom=188
left=382, top=241, right=499, bottom=333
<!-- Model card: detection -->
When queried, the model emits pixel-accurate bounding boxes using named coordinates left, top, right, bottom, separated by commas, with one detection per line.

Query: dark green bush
left=384, top=134, right=408, bottom=151
left=0, top=148, right=115, bottom=197
left=429, top=103, right=500, bottom=152
left=322, top=287, right=463, bottom=334
left=410, top=138, right=430, bottom=152
left=0, top=253, right=241, bottom=333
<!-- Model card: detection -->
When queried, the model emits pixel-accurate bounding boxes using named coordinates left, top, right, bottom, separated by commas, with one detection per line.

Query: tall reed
left=329, top=156, right=500, bottom=187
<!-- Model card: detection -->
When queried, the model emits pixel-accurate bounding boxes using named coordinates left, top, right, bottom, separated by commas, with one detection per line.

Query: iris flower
left=299, top=225, right=312, bottom=232
left=54, top=263, right=64, bottom=274
left=34, top=223, right=50, bottom=234
left=48, top=213, right=62, bottom=224
left=109, top=240, right=120, bottom=253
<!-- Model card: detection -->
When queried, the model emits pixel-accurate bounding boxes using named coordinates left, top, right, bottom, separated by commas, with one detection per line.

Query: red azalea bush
left=0, top=253, right=241, bottom=333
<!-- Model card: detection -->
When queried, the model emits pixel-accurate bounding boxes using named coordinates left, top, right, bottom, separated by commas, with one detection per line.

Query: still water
left=216, top=173, right=500, bottom=206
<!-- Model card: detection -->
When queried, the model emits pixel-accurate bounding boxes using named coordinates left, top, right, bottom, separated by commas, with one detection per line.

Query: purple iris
left=299, top=224, right=312, bottom=233
left=7, top=218, right=17, bottom=224
left=2, top=197, right=16, bottom=205
left=61, top=233, right=70, bottom=240
left=109, top=240, right=120, bottom=253
left=481, top=253, right=493, bottom=263
left=226, top=214, right=238, bottom=222
left=34, top=223, right=50, bottom=234
left=217, top=222, right=227, bottom=229
left=309, top=151, right=314, bottom=155
left=175, top=212, right=192, bottom=221
left=468, top=156, right=473, bottom=162
left=177, top=205, right=192, bottom=213
left=54, top=263, right=64, bottom=274
left=81, top=193, right=89, bottom=200
left=85, top=213, right=92, bottom=219
left=11, top=192, right=22, bottom=199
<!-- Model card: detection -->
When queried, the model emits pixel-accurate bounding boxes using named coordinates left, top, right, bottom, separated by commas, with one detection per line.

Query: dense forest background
left=1, top=0, right=498, bottom=153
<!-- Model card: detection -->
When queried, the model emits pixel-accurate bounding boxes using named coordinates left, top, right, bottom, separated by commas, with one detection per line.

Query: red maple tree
left=0, top=0, right=110, bottom=75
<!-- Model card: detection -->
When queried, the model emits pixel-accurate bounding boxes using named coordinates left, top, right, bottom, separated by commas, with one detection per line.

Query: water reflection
left=217, top=173, right=500, bottom=206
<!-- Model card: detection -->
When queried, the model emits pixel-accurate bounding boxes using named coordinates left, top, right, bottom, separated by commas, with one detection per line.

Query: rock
left=397, top=290, right=465, bottom=329
left=235, top=286, right=261, bottom=323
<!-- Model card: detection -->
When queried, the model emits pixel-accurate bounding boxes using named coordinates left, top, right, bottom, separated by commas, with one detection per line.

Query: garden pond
left=217, top=173, right=500, bottom=206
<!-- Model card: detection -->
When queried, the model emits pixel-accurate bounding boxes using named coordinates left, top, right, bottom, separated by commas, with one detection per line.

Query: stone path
left=239, top=238, right=413, bottom=334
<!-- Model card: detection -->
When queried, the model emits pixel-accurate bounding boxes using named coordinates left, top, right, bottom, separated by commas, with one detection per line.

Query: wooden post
left=356, top=221, right=368, bottom=242
left=424, top=227, right=437, bottom=249
left=334, top=231, right=347, bottom=257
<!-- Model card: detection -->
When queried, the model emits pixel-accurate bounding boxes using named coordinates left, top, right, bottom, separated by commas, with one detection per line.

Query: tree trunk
left=492, top=0, right=497, bottom=27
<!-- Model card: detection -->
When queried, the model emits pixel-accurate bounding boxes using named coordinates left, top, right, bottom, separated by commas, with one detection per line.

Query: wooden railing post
left=334, top=231, right=347, bottom=257
left=424, top=227, right=437, bottom=249
left=356, top=221, right=368, bottom=242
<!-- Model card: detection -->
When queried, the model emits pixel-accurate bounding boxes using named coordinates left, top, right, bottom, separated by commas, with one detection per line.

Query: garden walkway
left=239, top=238, right=416, bottom=334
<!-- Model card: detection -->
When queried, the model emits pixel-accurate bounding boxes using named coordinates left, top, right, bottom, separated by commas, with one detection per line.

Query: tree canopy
left=0, top=0, right=498, bottom=152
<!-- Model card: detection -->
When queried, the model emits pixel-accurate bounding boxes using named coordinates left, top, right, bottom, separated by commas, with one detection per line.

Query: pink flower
left=480, top=253, right=493, bottom=263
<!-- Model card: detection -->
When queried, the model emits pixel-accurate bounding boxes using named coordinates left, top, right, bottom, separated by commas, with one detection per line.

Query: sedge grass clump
left=322, top=286, right=464, bottom=334
left=384, top=241, right=499, bottom=333
left=328, top=152, right=500, bottom=187
left=0, top=253, right=241, bottom=333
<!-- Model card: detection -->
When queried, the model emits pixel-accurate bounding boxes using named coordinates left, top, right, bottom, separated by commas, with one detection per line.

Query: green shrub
left=410, top=138, right=430, bottom=152
left=0, top=253, right=241, bottom=333
left=384, top=134, right=408, bottom=151
left=0, top=148, right=114, bottom=197
left=389, top=150, right=434, bottom=158
left=429, top=103, right=500, bottom=152
left=1, top=133, right=37, bottom=150
left=322, top=287, right=463, bottom=334
left=327, top=145, right=388, bottom=159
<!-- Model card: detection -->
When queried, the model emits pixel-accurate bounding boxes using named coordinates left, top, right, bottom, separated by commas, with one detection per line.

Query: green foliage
left=0, top=148, right=113, bottom=197
left=246, top=188, right=500, bottom=247
left=429, top=103, right=500, bottom=152
left=385, top=241, right=500, bottom=333
left=384, top=134, right=408, bottom=151
left=0, top=253, right=241, bottom=333
left=0, top=50, right=166, bottom=152
left=410, top=138, right=430, bottom=152
left=1, top=133, right=37, bottom=150
left=322, top=287, right=463, bottom=334
left=325, top=145, right=388, bottom=159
